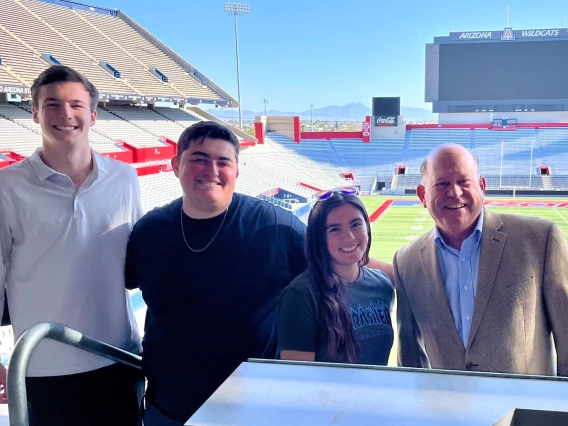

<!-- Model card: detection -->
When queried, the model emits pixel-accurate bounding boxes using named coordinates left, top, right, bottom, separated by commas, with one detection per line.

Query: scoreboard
left=426, top=28, right=568, bottom=113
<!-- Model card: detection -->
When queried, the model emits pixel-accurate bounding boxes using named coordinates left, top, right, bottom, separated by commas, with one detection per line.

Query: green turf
left=361, top=196, right=568, bottom=264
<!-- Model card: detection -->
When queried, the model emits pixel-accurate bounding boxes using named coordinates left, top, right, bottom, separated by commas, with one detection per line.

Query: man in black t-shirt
left=125, top=121, right=307, bottom=425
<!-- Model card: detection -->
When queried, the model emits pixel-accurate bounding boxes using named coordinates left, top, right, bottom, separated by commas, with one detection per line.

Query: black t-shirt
left=125, top=193, right=307, bottom=422
left=277, top=266, right=394, bottom=365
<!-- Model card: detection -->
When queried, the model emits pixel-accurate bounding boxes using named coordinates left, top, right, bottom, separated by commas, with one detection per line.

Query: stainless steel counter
left=188, top=359, right=568, bottom=425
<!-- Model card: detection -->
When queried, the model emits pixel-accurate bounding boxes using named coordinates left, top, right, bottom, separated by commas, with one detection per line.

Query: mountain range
left=207, top=102, right=436, bottom=122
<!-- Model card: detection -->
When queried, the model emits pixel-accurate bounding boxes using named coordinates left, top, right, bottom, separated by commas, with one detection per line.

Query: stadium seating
left=408, top=129, right=470, bottom=151
left=403, top=129, right=470, bottom=173
left=392, top=174, right=421, bottom=190
left=94, top=107, right=165, bottom=148
left=0, top=0, right=227, bottom=102
left=74, top=8, right=219, bottom=99
left=538, top=128, right=568, bottom=174
left=259, top=134, right=346, bottom=190
left=236, top=161, right=316, bottom=198
left=394, top=174, right=546, bottom=190
left=22, top=0, right=178, bottom=97
left=138, top=172, right=181, bottom=213
left=0, top=25, right=48, bottom=87
left=0, top=103, right=124, bottom=153
left=1, top=0, right=132, bottom=93
left=333, top=138, right=405, bottom=175
left=473, top=128, right=538, bottom=176
left=6, top=107, right=568, bottom=207
left=154, top=107, right=200, bottom=130
left=0, top=114, right=41, bottom=156
left=106, top=105, right=185, bottom=141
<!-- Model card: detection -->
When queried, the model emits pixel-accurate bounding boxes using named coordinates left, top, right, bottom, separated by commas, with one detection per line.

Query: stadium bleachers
left=0, top=114, right=41, bottom=156
left=22, top=0, right=178, bottom=97
left=404, top=129, right=470, bottom=173
left=7, top=102, right=568, bottom=196
left=74, top=9, right=219, bottom=100
left=261, top=133, right=346, bottom=190
left=0, top=0, right=229, bottom=103
left=262, top=127, right=568, bottom=192
left=138, top=172, right=181, bottom=213
left=408, top=129, right=471, bottom=151
left=0, top=24, right=48, bottom=86
left=539, top=128, right=568, bottom=175
left=1, top=0, right=132, bottom=93
left=334, top=138, right=404, bottom=174
left=395, top=174, right=547, bottom=191
left=94, top=107, right=166, bottom=148
left=154, top=107, right=200, bottom=130
left=0, top=103, right=124, bottom=153
left=3, top=0, right=568, bottom=206
left=473, top=128, right=538, bottom=176
left=106, top=105, right=186, bottom=141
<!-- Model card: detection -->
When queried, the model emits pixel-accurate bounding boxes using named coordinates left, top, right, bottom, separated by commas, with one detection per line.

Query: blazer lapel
left=419, top=232, right=465, bottom=351
left=467, top=208, right=506, bottom=348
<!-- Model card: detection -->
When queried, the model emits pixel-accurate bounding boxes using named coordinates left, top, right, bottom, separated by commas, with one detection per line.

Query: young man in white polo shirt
left=0, top=65, right=143, bottom=425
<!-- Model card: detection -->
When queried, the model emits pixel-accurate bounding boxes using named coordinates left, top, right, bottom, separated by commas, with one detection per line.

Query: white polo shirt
left=0, top=148, right=142, bottom=377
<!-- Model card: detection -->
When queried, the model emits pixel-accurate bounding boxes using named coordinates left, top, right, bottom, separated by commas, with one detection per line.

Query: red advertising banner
left=293, top=116, right=301, bottom=143
left=254, top=122, right=265, bottom=144
left=362, top=116, right=371, bottom=142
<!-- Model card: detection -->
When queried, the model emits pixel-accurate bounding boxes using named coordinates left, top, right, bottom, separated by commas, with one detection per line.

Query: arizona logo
left=501, top=27, right=515, bottom=40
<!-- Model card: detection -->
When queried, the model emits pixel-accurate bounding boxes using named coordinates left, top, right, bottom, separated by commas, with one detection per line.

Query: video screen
left=372, top=97, right=401, bottom=116
left=438, top=41, right=568, bottom=101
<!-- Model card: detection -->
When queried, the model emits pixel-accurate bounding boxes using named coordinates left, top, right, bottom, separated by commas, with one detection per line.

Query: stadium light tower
left=224, top=2, right=250, bottom=130
left=310, top=104, right=314, bottom=131
left=263, top=98, right=268, bottom=116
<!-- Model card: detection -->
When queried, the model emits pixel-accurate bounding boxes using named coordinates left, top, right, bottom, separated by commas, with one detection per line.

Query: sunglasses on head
left=313, top=186, right=358, bottom=200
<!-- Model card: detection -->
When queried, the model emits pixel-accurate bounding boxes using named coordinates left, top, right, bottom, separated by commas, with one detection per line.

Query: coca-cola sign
left=375, top=116, right=398, bottom=127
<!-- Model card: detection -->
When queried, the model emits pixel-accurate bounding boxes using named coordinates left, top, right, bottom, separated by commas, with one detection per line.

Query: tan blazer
left=394, top=208, right=568, bottom=376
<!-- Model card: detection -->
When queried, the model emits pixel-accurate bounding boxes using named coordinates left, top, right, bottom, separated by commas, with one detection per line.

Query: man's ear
left=479, top=176, right=487, bottom=194
left=32, top=106, right=39, bottom=124
left=171, top=155, right=179, bottom=178
left=417, top=184, right=427, bottom=208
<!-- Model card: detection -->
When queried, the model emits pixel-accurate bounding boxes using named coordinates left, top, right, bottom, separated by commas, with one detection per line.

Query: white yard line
left=552, top=208, right=568, bottom=227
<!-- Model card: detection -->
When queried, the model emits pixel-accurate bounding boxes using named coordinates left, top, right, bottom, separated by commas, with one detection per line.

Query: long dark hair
left=306, top=193, right=372, bottom=363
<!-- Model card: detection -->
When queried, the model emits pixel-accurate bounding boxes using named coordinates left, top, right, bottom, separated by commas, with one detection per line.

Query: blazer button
left=465, top=362, right=478, bottom=370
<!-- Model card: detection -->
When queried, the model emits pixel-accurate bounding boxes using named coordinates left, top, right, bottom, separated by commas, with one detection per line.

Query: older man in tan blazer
left=394, top=144, right=568, bottom=376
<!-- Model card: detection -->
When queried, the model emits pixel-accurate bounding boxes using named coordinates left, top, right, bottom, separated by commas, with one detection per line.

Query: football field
left=363, top=196, right=568, bottom=264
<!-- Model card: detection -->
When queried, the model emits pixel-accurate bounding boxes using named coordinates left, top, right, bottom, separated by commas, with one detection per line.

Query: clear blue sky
left=98, top=0, right=568, bottom=112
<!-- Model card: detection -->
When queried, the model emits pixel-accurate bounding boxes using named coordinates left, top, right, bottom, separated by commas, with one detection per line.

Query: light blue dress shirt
left=434, top=210, right=484, bottom=348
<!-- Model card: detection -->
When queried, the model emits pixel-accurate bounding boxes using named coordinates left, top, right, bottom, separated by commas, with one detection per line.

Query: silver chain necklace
left=180, top=204, right=229, bottom=253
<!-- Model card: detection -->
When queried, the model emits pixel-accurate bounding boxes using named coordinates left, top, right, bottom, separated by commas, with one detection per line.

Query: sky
left=93, top=0, right=568, bottom=112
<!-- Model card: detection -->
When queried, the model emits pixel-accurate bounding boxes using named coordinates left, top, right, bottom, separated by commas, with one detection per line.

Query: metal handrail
left=7, top=322, right=142, bottom=426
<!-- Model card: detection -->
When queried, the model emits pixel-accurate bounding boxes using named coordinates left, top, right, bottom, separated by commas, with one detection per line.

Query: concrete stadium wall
left=266, top=117, right=296, bottom=140
left=439, top=111, right=568, bottom=124
left=371, top=119, right=406, bottom=138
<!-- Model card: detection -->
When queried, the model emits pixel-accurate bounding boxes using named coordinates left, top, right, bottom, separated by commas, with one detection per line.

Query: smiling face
left=172, top=137, right=239, bottom=218
left=32, top=81, right=96, bottom=150
left=417, top=145, right=486, bottom=249
left=325, top=203, right=369, bottom=273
